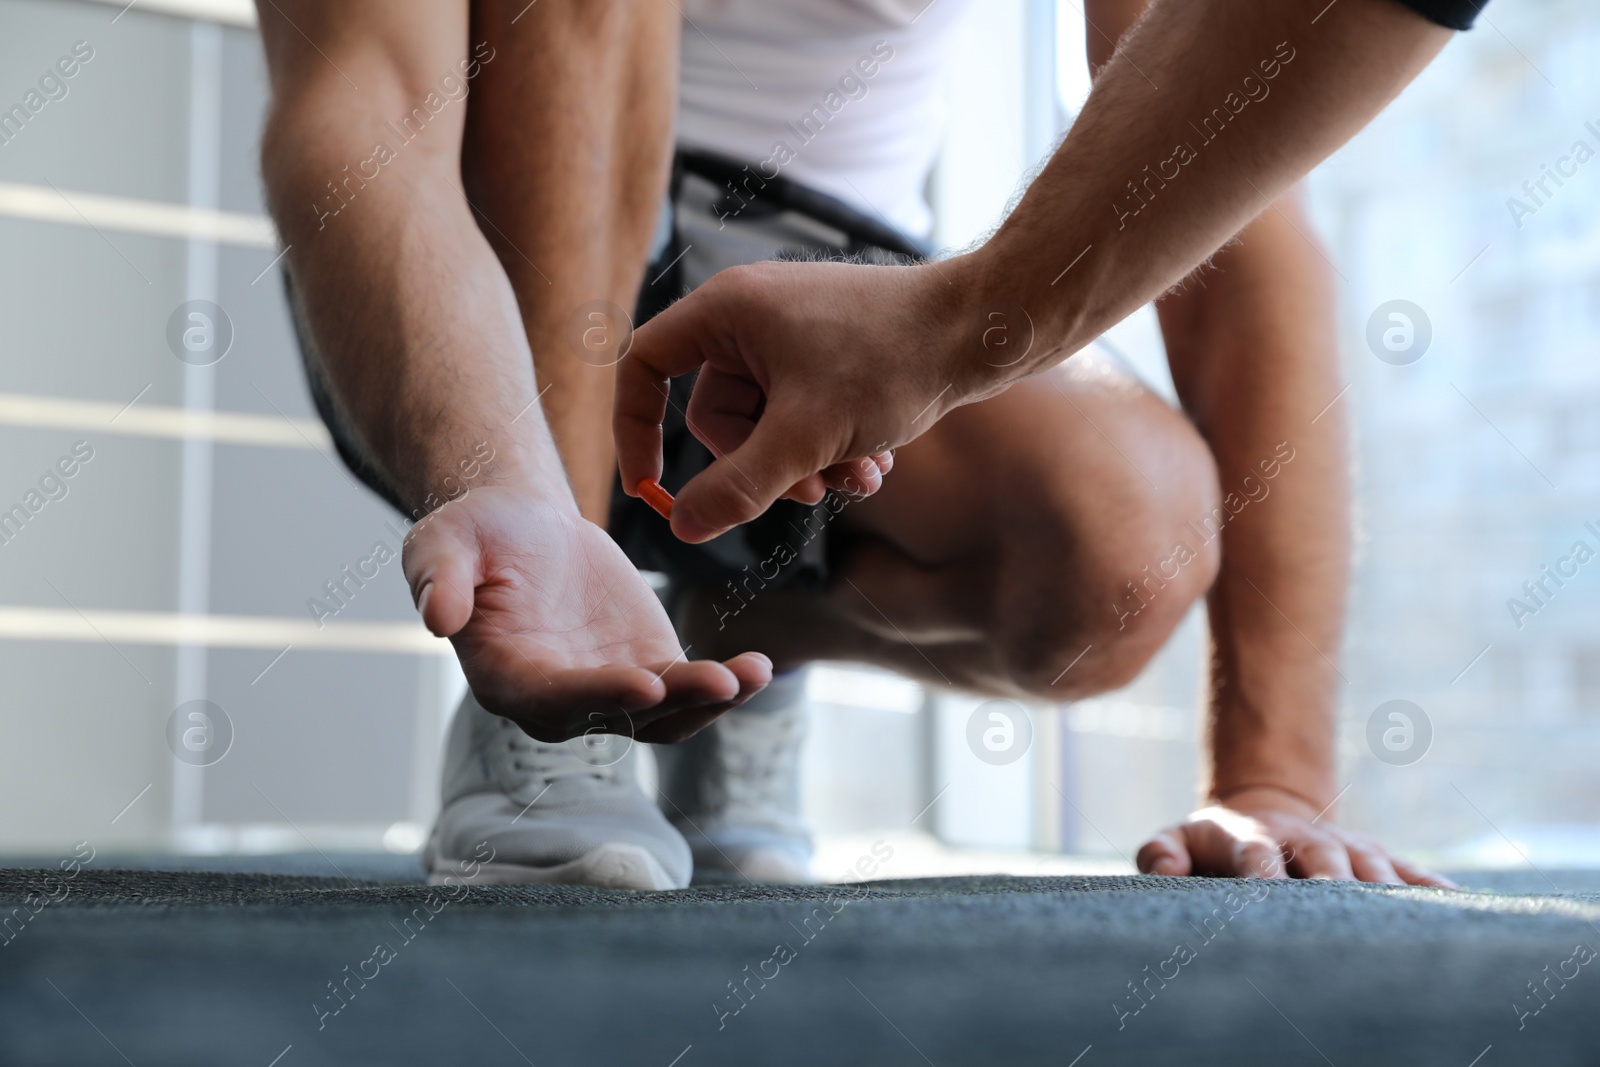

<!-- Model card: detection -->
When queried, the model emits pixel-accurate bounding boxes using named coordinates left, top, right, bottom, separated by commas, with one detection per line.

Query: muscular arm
left=258, top=0, right=770, bottom=740
left=258, top=0, right=559, bottom=513
left=1083, top=0, right=1448, bottom=884
left=461, top=0, right=680, bottom=522
left=985, top=0, right=1449, bottom=382
left=1158, top=208, right=1346, bottom=819
left=614, top=0, right=1452, bottom=542
left=1084, top=0, right=1344, bottom=830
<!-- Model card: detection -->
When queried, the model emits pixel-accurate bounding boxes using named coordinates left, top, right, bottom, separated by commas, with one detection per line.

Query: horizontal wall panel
left=0, top=0, right=191, bottom=206
left=212, top=241, right=321, bottom=422
left=0, top=217, right=190, bottom=407
left=207, top=441, right=412, bottom=622
left=0, top=426, right=181, bottom=613
left=197, top=647, right=423, bottom=824
left=0, top=639, right=175, bottom=851
left=217, top=24, right=270, bottom=218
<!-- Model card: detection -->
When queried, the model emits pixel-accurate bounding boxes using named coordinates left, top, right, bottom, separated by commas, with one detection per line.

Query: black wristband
left=1392, top=0, right=1485, bottom=31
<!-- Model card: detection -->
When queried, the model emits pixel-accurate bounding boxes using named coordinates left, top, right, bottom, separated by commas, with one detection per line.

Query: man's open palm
left=402, top=486, right=771, bottom=743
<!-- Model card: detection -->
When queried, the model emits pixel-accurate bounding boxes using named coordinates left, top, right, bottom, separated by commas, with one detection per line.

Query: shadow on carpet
left=2, top=859, right=1598, bottom=1066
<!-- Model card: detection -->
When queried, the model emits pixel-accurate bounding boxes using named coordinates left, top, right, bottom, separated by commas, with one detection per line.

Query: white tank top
left=677, top=0, right=968, bottom=239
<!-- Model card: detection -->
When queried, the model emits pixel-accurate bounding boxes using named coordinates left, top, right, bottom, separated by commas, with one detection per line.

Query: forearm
left=269, top=149, right=565, bottom=513
left=1065, top=0, right=1354, bottom=807
left=961, top=0, right=1449, bottom=391
left=258, top=12, right=569, bottom=516
left=1159, top=201, right=1347, bottom=811
left=463, top=0, right=679, bottom=523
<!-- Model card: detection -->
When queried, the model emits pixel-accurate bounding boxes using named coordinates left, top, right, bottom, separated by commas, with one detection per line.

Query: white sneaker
left=657, top=668, right=814, bottom=884
left=424, top=690, right=691, bottom=890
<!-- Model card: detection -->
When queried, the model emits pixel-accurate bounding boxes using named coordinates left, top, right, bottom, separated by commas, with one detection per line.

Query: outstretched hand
left=614, top=258, right=991, bottom=544
left=1136, top=786, right=1456, bottom=887
left=402, top=485, right=772, bottom=743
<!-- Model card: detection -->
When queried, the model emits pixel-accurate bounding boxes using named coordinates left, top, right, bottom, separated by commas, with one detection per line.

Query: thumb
left=401, top=508, right=479, bottom=637
left=670, top=405, right=834, bottom=543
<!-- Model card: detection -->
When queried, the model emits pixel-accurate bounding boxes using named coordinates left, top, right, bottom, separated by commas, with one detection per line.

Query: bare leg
left=463, top=0, right=679, bottom=523
left=682, top=351, right=1222, bottom=700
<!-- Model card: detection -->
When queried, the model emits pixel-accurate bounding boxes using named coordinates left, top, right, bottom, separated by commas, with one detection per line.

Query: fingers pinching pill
left=637, top=479, right=674, bottom=520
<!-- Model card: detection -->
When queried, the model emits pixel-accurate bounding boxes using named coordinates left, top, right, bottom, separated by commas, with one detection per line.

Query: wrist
left=925, top=250, right=1067, bottom=410
left=957, top=226, right=1098, bottom=395
left=399, top=437, right=578, bottom=522
left=1210, top=782, right=1328, bottom=819
left=1206, top=674, right=1341, bottom=821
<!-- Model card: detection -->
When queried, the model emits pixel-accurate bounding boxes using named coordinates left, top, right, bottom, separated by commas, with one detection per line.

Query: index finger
left=614, top=285, right=737, bottom=492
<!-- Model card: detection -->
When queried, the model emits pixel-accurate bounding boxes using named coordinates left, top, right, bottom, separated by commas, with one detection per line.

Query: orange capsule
left=637, top=478, right=674, bottom=520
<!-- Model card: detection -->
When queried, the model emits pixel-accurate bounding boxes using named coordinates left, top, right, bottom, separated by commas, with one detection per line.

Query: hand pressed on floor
left=1136, top=785, right=1457, bottom=888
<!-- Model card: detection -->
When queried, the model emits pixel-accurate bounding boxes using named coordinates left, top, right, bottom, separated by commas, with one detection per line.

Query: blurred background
left=0, top=0, right=1594, bottom=875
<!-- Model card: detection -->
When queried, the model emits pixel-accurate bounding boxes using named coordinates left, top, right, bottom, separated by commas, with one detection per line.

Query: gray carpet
left=3, top=857, right=1599, bottom=1066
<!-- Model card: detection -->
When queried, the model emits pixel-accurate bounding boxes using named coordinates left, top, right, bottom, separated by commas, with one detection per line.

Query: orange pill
left=637, top=478, right=674, bottom=520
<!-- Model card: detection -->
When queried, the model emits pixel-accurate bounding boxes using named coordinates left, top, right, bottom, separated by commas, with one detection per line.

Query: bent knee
left=1001, top=549, right=1217, bottom=700
left=996, top=395, right=1222, bottom=697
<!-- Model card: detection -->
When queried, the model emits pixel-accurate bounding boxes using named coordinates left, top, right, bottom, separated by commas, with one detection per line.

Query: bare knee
left=996, top=389, right=1222, bottom=698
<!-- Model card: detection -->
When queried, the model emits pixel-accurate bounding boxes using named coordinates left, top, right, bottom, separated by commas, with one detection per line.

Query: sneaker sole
left=426, top=843, right=679, bottom=891
left=690, top=845, right=814, bottom=885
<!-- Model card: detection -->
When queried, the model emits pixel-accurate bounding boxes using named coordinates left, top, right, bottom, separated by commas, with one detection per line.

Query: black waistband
left=673, top=146, right=932, bottom=260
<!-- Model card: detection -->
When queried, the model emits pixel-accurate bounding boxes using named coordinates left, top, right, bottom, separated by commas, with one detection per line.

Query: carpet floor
left=2, top=857, right=1598, bottom=1066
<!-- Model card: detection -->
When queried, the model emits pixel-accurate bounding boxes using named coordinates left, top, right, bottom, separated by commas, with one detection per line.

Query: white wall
left=0, top=0, right=461, bottom=857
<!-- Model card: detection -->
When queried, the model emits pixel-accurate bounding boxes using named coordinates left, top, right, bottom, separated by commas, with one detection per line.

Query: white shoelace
left=500, top=720, right=621, bottom=787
